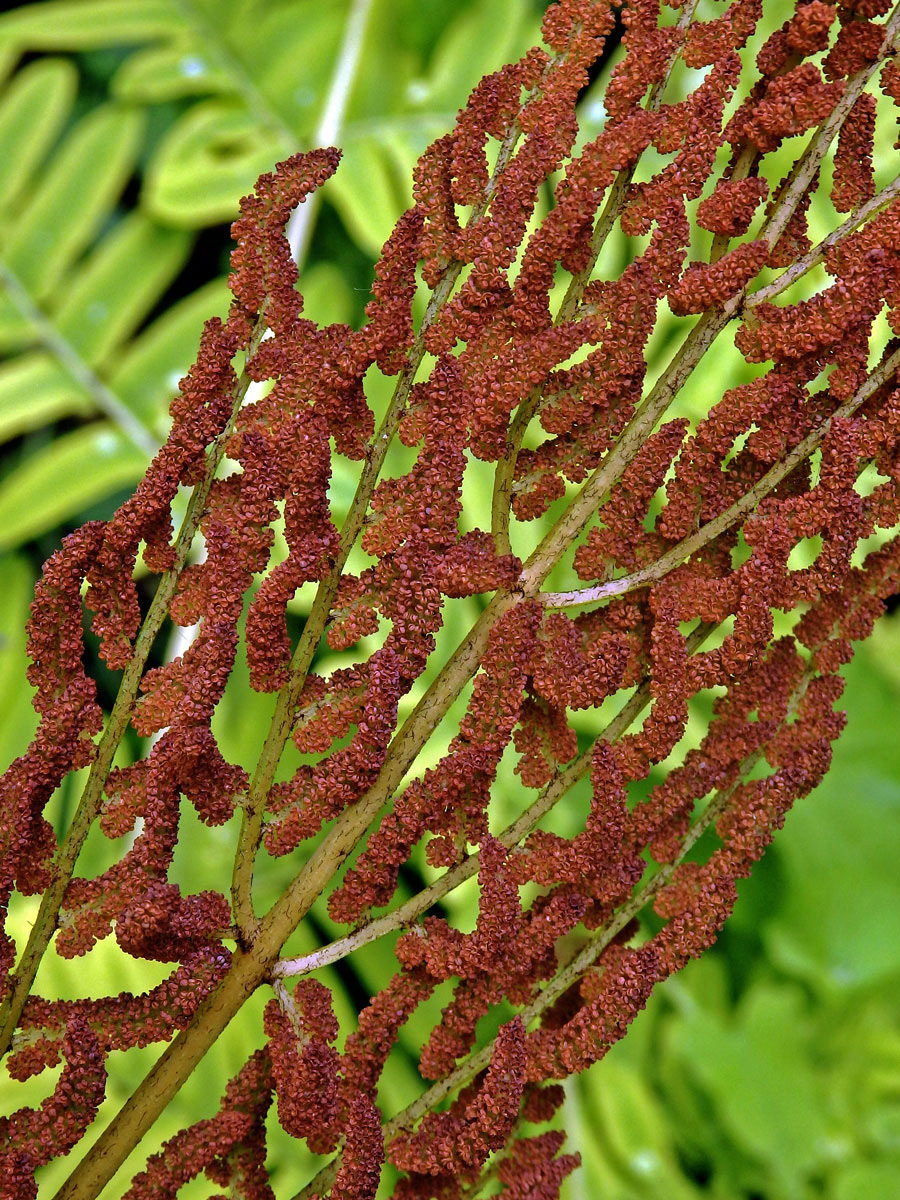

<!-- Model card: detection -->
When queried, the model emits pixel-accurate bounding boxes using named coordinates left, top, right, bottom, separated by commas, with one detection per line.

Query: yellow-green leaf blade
left=2, top=104, right=145, bottom=303
left=52, top=213, right=192, bottom=369
left=0, top=351, right=94, bottom=445
left=0, top=553, right=38, bottom=769
left=111, top=38, right=233, bottom=103
left=0, top=57, right=77, bottom=211
left=0, top=424, right=147, bottom=549
left=0, top=288, right=31, bottom=354
left=142, top=100, right=289, bottom=227
left=0, top=0, right=181, bottom=49
left=108, top=275, right=230, bottom=428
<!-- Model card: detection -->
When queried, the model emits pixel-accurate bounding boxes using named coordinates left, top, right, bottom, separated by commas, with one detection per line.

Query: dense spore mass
left=4, top=2, right=900, bottom=1197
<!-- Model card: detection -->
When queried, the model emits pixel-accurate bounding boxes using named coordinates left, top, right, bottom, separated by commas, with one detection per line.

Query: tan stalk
left=0, top=316, right=268, bottom=1062
left=272, top=621, right=715, bottom=980
left=539, top=342, right=900, bottom=610
left=491, top=0, right=702, bottom=557
left=747, top=173, right=900, bottom=308
left=291, top=656, right=819, bottom=1200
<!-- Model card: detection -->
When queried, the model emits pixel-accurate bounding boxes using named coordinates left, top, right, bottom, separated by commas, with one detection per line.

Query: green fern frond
left=0, top=0, right=541, bottom=245
left=0, top=56, right=230, bottom=548
left=0, top=0, right=545, bottom=548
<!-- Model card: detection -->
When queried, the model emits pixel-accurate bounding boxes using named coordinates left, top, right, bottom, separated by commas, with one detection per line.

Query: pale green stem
left=287, top=0, right=376, bottom=266
left=0, top=316, right=267, bottom=1061
left=538, top=343, right=900, bottom=610
left=0, top=259, right=158, bottom=458
left=291, top=655, right=817, bottom=1200
left=272, top=626, right=715, bottom=980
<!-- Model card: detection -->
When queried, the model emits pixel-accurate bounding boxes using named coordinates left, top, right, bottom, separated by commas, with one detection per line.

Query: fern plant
left=3, top=1, right=900, bottom=1198
left=0, top=0, right=537, bottom=549
left=0, top=52, right=179, bottom=546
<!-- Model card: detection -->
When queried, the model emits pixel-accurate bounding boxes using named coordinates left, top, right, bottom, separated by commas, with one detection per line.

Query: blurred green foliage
left=0, top=1, right=898, bottom=1197
left=567, top=620, right=900, bottom=1200
left=0, top=0, right=545, bottom=549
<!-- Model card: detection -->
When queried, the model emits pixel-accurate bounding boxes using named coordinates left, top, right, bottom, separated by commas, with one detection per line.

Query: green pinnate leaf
left=0, top=57, right=76, bottom=212
left=0, top=352, right=94, bottom=445
left=0, top=424, right=147, bottom=550
left=52, top=213, right=192, bottom=369
left=3, top=104, right=145, bottom=303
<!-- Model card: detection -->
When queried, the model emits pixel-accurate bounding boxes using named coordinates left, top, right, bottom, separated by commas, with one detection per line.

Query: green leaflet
left=298, top=260, right=356, bottom=330
left=0, top=0, right=540, bottom=247
left=0, top=83, right=168, bottom=543
left=2, top=105, right=145, bottom=303
left=0, top=352, right=93, bottom=445
left=0, top=553, right=38, bottom=770
left=53, top=213, right=192, bottom=370
left=761, top=633, right=900, bottom=992
left=832, top=1163, right=900, bottom=1200
left=0, top=0, right=183, bottom=47
left=111, top=37, right=234, bottom=103
left=671, top=984, right=831, bottom=1186
left=0, top=289, right=30, bottom=354
left=419, top=0, right=540, bottom=112
left=580, top=1061, right=704, bottom=1200
left=0, top=424, right=148, bottom=550
left=0, top=57, right=76, bottom=212
left=326, top=131, right=412, bottom=258
left=0, top=261, right=229, bottom=544
left=143, top=98, right=291, bottom=227
left=108, top=275, right=231, bottom=427
left=328, top=121, right=446, bottom=257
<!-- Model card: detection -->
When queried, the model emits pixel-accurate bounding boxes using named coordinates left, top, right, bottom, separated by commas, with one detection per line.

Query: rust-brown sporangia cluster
left=4, top=1, right=900, bottom=1196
